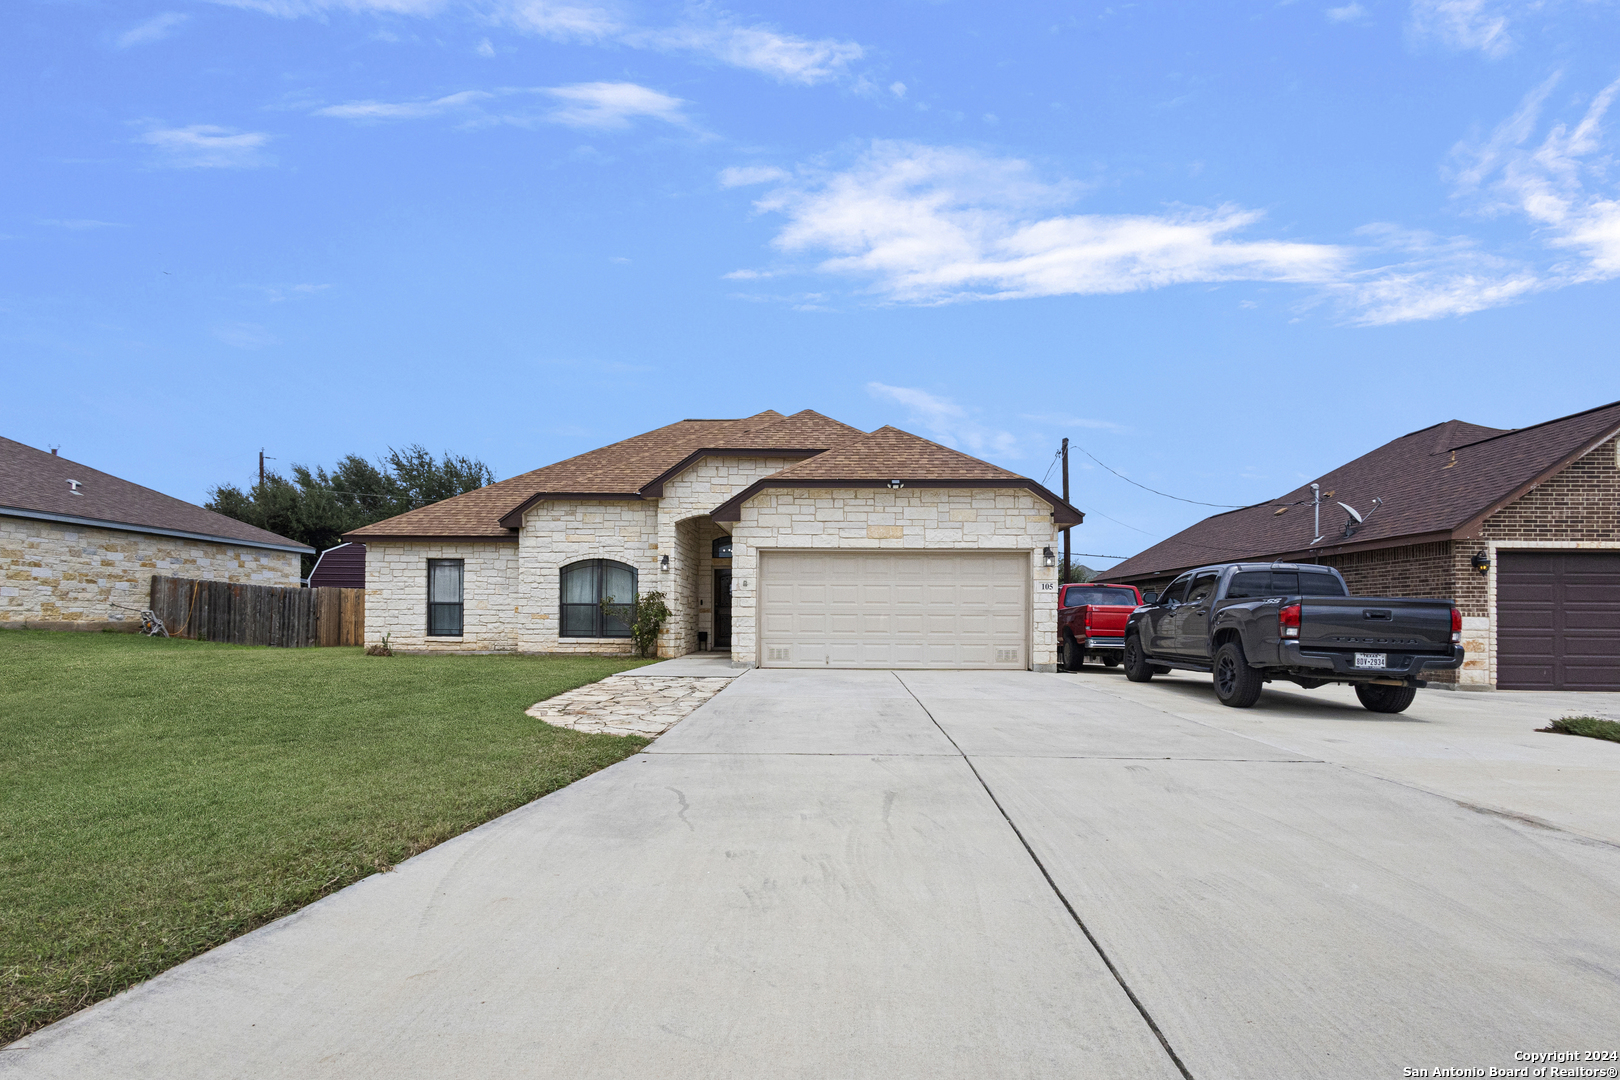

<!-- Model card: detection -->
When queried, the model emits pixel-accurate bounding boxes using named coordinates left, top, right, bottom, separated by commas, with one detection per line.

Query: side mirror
left=1140, top=590, right=1158, bottom=605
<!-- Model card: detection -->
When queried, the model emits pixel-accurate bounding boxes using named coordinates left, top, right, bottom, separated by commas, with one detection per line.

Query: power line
left=1072, top=443, right=1249, bottom=509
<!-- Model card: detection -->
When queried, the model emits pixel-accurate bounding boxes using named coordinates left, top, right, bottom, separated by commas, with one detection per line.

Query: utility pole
left=1061, top=438, right=1071, bottom=582
left=259, top=449, right=265, bottom=488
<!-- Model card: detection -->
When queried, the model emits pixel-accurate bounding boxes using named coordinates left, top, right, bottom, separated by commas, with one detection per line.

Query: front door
left=713, top=569, right=733, bottom=649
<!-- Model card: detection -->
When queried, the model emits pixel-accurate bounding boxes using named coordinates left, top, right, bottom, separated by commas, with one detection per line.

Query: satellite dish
left=1337, top=501, right=1363, bottom=524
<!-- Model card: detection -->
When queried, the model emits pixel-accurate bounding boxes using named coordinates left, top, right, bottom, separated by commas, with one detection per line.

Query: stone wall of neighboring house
left=0, top=514, right=300, bottom=631
left=515, top=500, right=658, bottom=655
left=365, top=540, right=521, bottom=652
left=729, top=486, right=1061, bottom=670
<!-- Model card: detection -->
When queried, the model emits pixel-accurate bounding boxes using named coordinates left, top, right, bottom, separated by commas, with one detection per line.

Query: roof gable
left=1099, top=399, right=1620, bottom=581
left=0, top=437, right=312, bottom=552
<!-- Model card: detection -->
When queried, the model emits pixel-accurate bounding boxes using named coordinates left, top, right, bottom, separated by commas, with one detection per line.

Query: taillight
left=1451, top=607, right=1462, bottom=645
left=1278, top=603, right=1301, bottom=639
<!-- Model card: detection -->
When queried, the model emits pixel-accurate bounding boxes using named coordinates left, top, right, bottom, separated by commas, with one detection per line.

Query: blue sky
left=4, top=0, right=1618, bottom=568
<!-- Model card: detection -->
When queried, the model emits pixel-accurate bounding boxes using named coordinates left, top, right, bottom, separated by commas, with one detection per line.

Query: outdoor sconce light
left=1471, top=551, right=1490, bottom=575
left=1042, top=546, right=1056, bottom=568
left=659, top=554, right=670, bottom=572
left=887, top=479, right=904, bottom=489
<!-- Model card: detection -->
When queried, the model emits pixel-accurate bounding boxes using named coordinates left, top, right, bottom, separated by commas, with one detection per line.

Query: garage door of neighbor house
left=758, top=551, right=1029, bottom=669
left=1497, top=551, right=1620, bottom=691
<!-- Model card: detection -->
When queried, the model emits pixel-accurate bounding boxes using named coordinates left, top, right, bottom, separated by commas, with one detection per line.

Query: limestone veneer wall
left=1, top=515, right=300, bottom=630
left=515, top=500, right=657, bottom=654
left=729, top=487, right=1061, bottom=670
left=365, top=541, right=520, bottom=652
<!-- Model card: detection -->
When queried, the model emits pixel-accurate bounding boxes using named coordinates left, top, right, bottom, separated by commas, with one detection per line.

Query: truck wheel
left=1355, top=683, right=1417, bottom=713
left=1123, top=635, right=1153, bottom=682
left=1213, top=641, right=1263, bottom=708
left=1063, top=634, right=1084, bottom=671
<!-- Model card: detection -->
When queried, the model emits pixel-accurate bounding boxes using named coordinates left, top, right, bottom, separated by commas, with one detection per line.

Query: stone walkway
left=525, top=674, right=738, bottom=738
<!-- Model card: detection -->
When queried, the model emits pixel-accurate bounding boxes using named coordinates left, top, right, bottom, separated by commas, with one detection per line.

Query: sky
left=4, top=0, right=1619, bottom=569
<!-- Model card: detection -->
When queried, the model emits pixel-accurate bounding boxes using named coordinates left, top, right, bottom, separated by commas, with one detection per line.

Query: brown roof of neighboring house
left=709, top=426, right=1084, bottom=525
left=0, top=436, right=313, bottom=553
left=347, top=412, right=1082, bottom=540
left=1098, top=399, right=1620, bottom=583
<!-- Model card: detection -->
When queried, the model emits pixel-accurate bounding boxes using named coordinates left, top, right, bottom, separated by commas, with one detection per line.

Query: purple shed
left=308, top=542, right=366, bottom=589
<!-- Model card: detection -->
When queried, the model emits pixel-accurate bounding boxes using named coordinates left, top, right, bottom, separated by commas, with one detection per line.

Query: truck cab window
left=1186, top=573, right=1218, bottom=606
left=1226, top=571, right=1271, bottom=598
left=1159, top=576, right=1191, bottom=605
left=1299, top=572, right=1347, bottom=597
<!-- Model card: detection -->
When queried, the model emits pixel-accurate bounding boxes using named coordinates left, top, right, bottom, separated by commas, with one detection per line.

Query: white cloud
left=38, top=218, right=127, bottom=230
left=1325, top=3, right=1370, bottom=22
left=214, top=322, right=279, bottom=349
left=1452, top=73, right=1620, bottom=281
left=476, top=36, right=496, bottom=55
left=116, top=12, right=189, bottom=47
left=140, top=125, right=273, bottom=168
left=719, top=164, right=790, bottom=187
left=866, top=383, right=1020, bottom=459
left=315, top=90, right=493, bottom=120
left=204, top=0, right=863, bottom=84
left=747, top=142, right=1347, bottom=304
left=314, top=83, right=686, bottom=129
left=541, top=82, right=686, bottom=129
left=1407, top=0, right=1513, bottom=57
left=890, top=81, right=906, bottom=98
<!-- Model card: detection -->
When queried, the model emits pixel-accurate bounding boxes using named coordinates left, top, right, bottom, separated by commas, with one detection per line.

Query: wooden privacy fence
left=149, top=576, right=365, bottom=648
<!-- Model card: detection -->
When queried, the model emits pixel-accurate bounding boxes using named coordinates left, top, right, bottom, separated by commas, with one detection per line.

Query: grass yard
left=1539, top=715, right=1620, bottom=744
left=0, top=629, right=652, bottom=1043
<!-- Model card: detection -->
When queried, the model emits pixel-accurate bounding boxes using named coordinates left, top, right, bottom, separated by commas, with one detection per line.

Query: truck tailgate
left=1083, top=605, right=1137, bottom=635
left=1299, top=597, right=1453, bottom=652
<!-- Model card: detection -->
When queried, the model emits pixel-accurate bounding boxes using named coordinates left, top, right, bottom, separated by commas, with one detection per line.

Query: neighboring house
left=1, top=437, right=313, bottom=630
left=346, top=410, right=1083, bottom=670
left=1098, top=401, right=1620, bottom=692
left=308, top=542, right=366, bottom=589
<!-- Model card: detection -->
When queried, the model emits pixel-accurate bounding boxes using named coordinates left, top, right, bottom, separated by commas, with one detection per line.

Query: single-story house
left=346, top=410, right=1083, bottom=670
left=308, top=542, right=366, bottom=589
left=1098, top=400, right=1620, bottom=691
left=1, top=437, right=312, bottom=630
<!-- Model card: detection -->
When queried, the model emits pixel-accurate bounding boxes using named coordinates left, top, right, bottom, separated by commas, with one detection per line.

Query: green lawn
left=1540, top=715, right=1620, bottom=744
left=0, top=629, right=651, bottom=1043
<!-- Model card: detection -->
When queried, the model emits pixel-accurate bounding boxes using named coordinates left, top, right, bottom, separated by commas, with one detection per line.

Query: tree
left=1061, top=560, right=1096, bottom=584
left=207, top=445, right=496, bottom=575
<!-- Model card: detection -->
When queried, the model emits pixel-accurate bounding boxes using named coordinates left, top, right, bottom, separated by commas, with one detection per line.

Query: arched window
left=560, top=560, right=637, bottom=638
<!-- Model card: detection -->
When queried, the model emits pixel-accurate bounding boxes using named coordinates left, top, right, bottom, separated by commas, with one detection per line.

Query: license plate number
left=1354, top=652, right=1387, bottom=669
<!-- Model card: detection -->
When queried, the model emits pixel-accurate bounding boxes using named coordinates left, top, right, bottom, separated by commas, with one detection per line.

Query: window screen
left=560, top=560, right=637, bottom=638
left=427, top=559, right=464, bottom=636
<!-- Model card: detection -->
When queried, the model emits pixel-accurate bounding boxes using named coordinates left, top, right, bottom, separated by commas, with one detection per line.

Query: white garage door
left=758, top=551, right=1029, bottom=669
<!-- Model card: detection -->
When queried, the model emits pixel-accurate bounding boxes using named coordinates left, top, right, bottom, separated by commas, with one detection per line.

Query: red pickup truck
left=1058, top=582, right=1145, bottom=670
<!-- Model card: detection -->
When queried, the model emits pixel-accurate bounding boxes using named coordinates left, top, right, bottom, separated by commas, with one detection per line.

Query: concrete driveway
left=6, top=670, right=1619, bottom=1080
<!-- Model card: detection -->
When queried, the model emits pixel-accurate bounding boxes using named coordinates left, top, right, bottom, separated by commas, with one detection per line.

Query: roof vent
left=67, top=480, right=83, bottom=495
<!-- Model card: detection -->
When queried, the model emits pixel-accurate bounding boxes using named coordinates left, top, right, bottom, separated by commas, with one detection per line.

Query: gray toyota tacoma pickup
left=1122, top=562, right=1464, bottom=712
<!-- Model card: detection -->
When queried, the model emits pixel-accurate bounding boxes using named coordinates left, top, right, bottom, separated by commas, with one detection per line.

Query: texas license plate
left=1354, top=652, right=1387, bottom=669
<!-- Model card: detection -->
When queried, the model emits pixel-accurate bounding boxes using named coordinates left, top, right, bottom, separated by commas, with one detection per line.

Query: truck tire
left=1355, top=683, right=1417, bottom=713
left=1213, top=640, right=1263, bottom=708
left=1063, top=634, right=1084, bottom=671
left=1123, top=635, right=1153, bottom=682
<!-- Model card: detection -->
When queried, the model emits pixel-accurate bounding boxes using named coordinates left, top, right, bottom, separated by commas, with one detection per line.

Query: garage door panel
left=1497, top=551, right=1620, bottom=691
left=760, top=551, right=1029, bottom=669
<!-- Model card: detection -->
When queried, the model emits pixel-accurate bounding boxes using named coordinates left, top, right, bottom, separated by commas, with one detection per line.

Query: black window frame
left=426, top=558, right=465, bottom=637
left=560, top=559, right=638, bottom=639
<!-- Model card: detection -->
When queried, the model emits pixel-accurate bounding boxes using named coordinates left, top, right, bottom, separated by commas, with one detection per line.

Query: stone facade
left=364, top=541, right=521, bottom=652
left=1, top=514, right=300, bottom=631
left=729, top=486, right=1061, bottom=670
left=517, top=500, right=657, bottom=655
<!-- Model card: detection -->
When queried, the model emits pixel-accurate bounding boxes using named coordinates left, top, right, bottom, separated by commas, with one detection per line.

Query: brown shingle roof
left=0, top=437, right=312, bottom=552
left=1099, top=400, right=1620, bottom=582
left=709, top=426, right=1084, bottom=525
left=346, top=410, right=854, bottom=540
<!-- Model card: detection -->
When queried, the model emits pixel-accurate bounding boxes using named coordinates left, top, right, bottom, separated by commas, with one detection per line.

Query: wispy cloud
left=719, top=164, right=791, bottom=187
left=1452, top=73, right=1620, bottom=279
left=1020, top=412, right=1133, bottom=435
left=867, top=382, right=1020, bottom=458
left=206, top=0, right=864, bottom=84
left=140, top=125, right=273, bottom=168
left=1407, top=0, right=1513, bottom=57
left=315, top=82, right=688, bottom=129
left=743, top=142, right=1347, bottom=304
left=116, top=11, right=189, bottom=47
left=214, top=322, right=279, bottom=349
left=37, top=218, right=128, bottom=230
left=1325, top=3, right=1370, bottom=23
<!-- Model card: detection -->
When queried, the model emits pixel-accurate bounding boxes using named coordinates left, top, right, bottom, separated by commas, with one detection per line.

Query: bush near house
left=0, top=630, right=650, bottom=1043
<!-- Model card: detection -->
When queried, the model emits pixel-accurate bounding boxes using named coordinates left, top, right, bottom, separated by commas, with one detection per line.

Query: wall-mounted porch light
left=659, top=554, right=670, bottom=572
left=1471, top=551, right=1490, bottom=576
left=1042, top=546, right=1056, bottom=568
left=887, top=479, right=904, bottom=489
